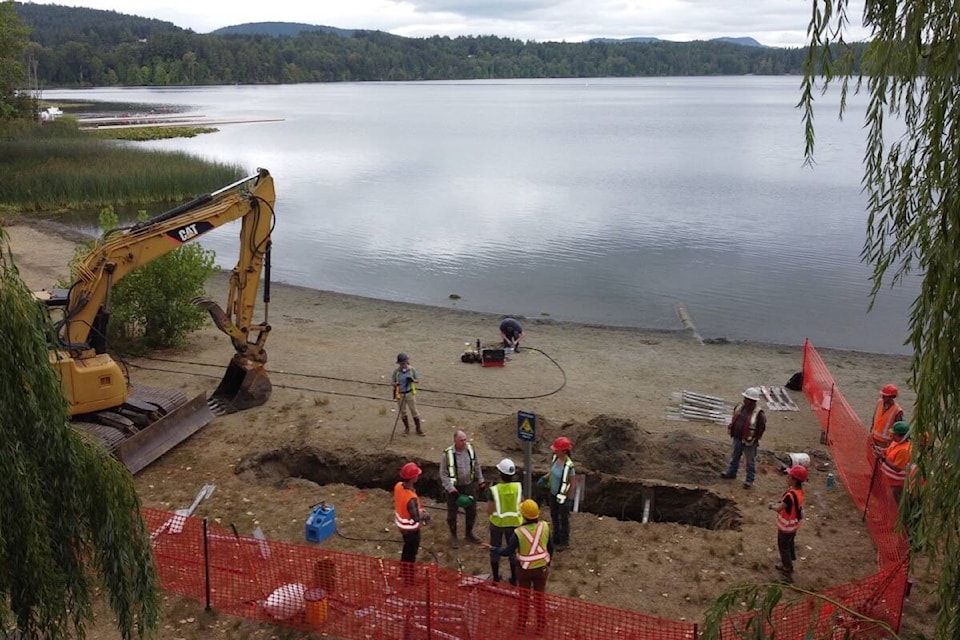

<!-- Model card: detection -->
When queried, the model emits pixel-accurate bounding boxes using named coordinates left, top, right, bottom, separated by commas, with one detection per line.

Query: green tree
left=801, top=1, right=960, bottom=638
left=0, top=0, right=30, bottom=119
left=0, top=227, right=160, bottom=640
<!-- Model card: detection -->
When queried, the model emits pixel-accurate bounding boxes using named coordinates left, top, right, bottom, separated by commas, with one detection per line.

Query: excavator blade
left=114, top=392, right=215, bottom=474
left=210, top=353, right=272, bottom=414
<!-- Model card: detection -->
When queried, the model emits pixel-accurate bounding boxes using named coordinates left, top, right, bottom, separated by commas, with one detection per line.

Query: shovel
left=169, top=484, right=217, bottom=534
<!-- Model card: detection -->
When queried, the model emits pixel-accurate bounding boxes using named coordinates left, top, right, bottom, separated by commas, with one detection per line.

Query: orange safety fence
left=141, top=339, right=908, bottom=638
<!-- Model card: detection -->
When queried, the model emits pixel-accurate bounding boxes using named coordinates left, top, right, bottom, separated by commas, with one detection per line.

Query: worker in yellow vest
left=870, top=384, right=904, bottom=455
left=486, top=458, right=522, bottom=585
left=879, top=421, right=913, bottom=504
left=484, top=499, right=553, bottom=635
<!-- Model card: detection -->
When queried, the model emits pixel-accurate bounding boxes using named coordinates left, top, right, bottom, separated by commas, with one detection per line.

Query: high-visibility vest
left=731, top=404, right=761, bottom=445
left=489, top=482, right=522, bottom=528
left=392, top=367, right=418, bottom=395
left=515, top=521, right=551, bottom=569
left=550, top=454, right=575, bottom=505
left=881, top=440, right=913, bottom=486
left=776, top=488, right=804, bottom=533
left=871, top=400, right=902, bottom=447
left=444, top=444, right=477, bottom=484
left=394, top=482, right=421, bottom=531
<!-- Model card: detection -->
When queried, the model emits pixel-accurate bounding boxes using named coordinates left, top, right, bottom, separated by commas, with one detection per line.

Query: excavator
left=36, top=168, right=277, bottom=474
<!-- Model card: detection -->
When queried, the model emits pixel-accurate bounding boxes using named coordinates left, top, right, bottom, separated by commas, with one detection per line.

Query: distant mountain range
left=212, top=22, right=767, bottom=47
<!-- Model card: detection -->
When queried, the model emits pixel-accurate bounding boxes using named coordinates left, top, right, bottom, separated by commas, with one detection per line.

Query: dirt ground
left=2, top=220, right=935, bottom=639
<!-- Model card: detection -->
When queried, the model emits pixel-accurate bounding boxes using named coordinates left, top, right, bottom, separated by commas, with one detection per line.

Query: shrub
left=71, top=206, right=217, bottom=353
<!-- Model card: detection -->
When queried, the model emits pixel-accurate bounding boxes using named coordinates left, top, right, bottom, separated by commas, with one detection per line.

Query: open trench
left=235, top=445, right=742, bottom=531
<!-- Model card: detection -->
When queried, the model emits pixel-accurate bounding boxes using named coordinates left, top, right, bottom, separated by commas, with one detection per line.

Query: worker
left=391, top=352, right=424, bottom=436
left=441, top=430, right=485, bottom=547
left=768, top=464, right=806, bottom=584
left=870, top=384, right=904, bottom=455
left=720, top=387, right=767, bottom=489
left=878, top=421, right=913, bottom=504
left=542, top=436, right=575, bottom=549
left=487, top=457, right=522, bottom=585
left=394, top=462, right=430, bottom=584
left=484, top=499, right=553, bottom=635
left=499, top=317, right=525, bottom=352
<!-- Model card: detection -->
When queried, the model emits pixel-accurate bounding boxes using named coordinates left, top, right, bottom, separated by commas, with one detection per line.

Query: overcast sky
left=26, top=0, right=870, bottom=48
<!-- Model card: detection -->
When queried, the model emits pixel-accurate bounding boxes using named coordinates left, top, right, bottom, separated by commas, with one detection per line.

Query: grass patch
left=0, top=120, right=244, bottom=212
left=90, top=126, right=220, bottom=142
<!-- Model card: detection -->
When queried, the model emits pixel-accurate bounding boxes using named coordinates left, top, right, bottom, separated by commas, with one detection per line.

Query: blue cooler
left=305, top=503, right=336, bottom=543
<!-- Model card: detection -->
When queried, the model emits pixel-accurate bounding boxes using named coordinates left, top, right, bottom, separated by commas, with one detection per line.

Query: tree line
left=12, top=1, right=862, bottom=88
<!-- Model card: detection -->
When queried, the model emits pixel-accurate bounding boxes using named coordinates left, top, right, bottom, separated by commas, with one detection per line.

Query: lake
left=42, top=77, right=920, bottom=355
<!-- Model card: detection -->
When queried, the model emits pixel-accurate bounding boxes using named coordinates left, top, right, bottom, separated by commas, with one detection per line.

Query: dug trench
left=235, top=413, right=748, bottom=531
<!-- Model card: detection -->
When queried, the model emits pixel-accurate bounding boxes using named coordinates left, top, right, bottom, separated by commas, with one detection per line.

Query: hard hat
left=881, top=383, right=898, bottom=397
left=742, top=387, right=761, bottom=402
left=456, top=494, right=475, bottom=508
left=399, top=462, right=421, bottom=480
left=496, top=458, right=516, bottom=475
left=550, top=436, right=572, bottom=452
left=787, top=465, right=808, bottom=483
left=396, top=352, right=410, bottom=364
left=520, top=499, right=540, bottom=520
left=892, top=421, right=909, bottom=436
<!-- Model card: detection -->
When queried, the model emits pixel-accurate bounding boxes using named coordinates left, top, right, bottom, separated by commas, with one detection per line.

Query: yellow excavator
left=36, top=168, right=277, bottom=474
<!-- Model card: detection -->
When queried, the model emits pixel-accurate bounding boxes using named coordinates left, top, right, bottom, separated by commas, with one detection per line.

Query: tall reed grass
left=0, top=120, right=245, bottom=212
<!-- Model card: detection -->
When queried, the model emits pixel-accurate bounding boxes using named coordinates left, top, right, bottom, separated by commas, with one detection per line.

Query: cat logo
left=177, top=223, right=199, bottom=242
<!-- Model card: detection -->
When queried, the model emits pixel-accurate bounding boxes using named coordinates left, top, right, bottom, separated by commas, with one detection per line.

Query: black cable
left=138, top=343, right=567, bottom=402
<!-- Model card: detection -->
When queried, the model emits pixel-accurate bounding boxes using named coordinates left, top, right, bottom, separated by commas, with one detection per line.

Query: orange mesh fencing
left=141, top=339, right=907, bottom=638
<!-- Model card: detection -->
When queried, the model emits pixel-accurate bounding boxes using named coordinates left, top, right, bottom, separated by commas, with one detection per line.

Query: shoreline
left=4, top=215, right=915, bottom=363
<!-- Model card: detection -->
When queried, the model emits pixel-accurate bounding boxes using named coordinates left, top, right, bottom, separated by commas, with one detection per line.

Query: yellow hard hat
left=520, top=499, right=539, bottom=520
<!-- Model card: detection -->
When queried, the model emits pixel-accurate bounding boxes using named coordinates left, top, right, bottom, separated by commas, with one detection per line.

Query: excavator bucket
left=211, top=353, right=272, bottom=414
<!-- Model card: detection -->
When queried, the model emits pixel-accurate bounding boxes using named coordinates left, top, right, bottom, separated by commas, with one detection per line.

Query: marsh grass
left=0, top=120, right=244, bottom=211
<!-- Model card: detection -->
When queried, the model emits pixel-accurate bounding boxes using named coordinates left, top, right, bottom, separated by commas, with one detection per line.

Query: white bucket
left=788, top=453, right=811, bottom=468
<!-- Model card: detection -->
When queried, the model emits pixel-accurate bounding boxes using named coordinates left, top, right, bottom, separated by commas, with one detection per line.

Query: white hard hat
left=742, top=387, right=761, bottom=402
left=496, top=458, right=516, bottom=475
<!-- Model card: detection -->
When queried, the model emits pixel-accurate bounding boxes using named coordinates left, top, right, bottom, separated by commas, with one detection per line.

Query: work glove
left=536, top=476, right=547, bottom=489
left=555, top=494, right=566, bottom=506
left=421, top=512, right=431, bottom=523
left=448, top=488, right=459, bottom=497
left=478, top=481, right=489, bottom=493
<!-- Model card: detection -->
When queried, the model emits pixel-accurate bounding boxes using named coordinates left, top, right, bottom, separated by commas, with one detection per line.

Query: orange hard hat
left=881, top=384, right=898, bottom=397
left=400, top=462, right=422, bottom=481
left=550, top=436, right=572, bottom=452
left=787, top=465, right=808, bottom=483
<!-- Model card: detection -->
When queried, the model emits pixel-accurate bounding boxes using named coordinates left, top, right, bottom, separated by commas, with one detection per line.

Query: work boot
left=449, top=535, right=460, bottom=549
left=401, top=415, right=410, bottom=435
left=414, top=416, right=425, bottom=436
left=719, top=472, right=735, bottom=479
left=743, top=481, right=753, bottom=489
left=466, top=532, right=482, bottom=544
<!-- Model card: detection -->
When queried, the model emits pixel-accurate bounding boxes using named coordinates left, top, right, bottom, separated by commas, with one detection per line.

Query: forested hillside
left=13, top=2, right=859, bottom=87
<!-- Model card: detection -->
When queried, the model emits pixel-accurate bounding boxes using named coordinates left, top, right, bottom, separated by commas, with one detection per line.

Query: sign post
left=517, top=411, right=536, bottom=499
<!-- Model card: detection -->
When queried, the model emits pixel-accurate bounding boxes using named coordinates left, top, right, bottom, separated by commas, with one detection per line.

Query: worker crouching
left=485, top=499, right=554, bottom=635
left=769, top=465, right=806, bottom=583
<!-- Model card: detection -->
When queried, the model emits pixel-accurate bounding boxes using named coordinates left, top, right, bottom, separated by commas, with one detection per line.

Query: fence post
left=821, top=382, right=835, bottom=445
left=425, top=564, right=434, bottom=638
left=203, top=518, right=211, bottom=611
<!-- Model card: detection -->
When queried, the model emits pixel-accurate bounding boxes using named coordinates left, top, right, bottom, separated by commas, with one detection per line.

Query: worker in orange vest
left=484, top=499, right=553, bottom=635
left=878, top=421, right=913, bottom=504
left=394, top=462, right=430, bottom=584
left=768, top=465, right=806, bottom=584
left=870, top=384, right=904, bottom=455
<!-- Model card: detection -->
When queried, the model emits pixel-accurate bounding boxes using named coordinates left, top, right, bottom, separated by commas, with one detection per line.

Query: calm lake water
left=43, top=78, right=920, bottom=355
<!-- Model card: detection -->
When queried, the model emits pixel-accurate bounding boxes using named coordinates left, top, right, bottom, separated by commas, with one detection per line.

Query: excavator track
left=72, top=385, right=215, bottom=474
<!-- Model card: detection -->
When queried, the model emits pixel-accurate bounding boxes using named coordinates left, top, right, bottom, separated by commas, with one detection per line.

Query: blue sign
left=517, top=411, right=536, bottom=442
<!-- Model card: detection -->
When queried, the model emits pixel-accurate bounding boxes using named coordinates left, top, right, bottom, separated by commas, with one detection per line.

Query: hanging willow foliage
left=802, top=1, right=959, bottom=639
left=0, top=227, right=160, bottom=639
